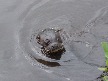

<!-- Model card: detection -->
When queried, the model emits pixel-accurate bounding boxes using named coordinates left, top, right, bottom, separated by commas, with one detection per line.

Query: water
left=0, top=0, right=108, bottom=81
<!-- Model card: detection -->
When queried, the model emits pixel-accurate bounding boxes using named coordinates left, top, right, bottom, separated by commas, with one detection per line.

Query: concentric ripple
left=18, top=4, right=107, bottom=81
left=19, top=15, right=78, bottom=66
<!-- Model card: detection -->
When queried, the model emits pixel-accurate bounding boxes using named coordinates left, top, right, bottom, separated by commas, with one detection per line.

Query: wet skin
left=36, top=28, right=65, bottom=60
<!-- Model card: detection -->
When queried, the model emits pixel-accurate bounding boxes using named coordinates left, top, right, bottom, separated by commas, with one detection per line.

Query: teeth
left=50, top=47, right=64, bottom=53
left=42, top=45, right=64, bottom=55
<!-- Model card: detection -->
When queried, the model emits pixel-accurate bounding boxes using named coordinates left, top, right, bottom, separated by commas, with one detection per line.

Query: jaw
left=41, top=46, right=65, bottom=60
left=48, top=46, right=65, bottom=53
left=41, top=44, right=64, bottom=54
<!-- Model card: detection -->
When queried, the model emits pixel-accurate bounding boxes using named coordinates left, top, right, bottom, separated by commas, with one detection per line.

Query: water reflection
left=34, top=58, right=60, bottom=67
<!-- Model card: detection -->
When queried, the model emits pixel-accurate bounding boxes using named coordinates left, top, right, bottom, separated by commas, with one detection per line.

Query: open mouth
left=41, top=45, right=65, bottom=60
left=41, top=44, right=65, bottom=54
left=48, top=46, right=65, bottom=53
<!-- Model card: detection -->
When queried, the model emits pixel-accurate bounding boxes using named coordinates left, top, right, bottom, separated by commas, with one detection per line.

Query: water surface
left=0, top=0, right=108, bottom=81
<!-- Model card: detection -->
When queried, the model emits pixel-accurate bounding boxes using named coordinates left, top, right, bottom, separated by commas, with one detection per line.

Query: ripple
left=19, top=15, right=77, bottom=66
left=18, top=4, right=106, bottom=81
left=85, top=6, right=108, bottom=41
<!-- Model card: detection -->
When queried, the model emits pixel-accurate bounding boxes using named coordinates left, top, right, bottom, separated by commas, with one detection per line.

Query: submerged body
left=36, top=28, right=65, bottom=60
